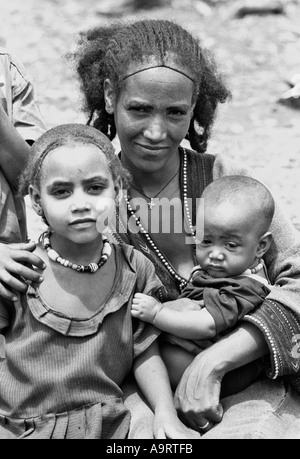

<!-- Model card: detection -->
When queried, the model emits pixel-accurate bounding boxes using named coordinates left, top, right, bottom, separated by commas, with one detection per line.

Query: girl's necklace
left=124, top=149, right=196, bottom=291
left=41, top=230, right=112, bottom=273
left=131, top=168, right=180, bottom=210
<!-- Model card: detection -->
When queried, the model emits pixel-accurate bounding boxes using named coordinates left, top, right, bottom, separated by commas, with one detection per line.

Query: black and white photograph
left=0, top=0, right=300, bottom=441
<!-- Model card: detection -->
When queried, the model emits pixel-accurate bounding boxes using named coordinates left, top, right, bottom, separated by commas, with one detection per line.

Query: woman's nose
left=143, top=117, right=167, bottom=142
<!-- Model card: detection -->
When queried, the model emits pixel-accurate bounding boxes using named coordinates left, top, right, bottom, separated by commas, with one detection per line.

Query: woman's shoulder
left=212, top=152, right=252, bottom=178
left=183, top=146, right=252, bottom=178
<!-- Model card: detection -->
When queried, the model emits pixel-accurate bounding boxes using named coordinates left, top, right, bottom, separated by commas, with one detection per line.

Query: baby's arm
left=132, top=293, right=217, bottom=339
left=133, top=340, right=199, bottom=439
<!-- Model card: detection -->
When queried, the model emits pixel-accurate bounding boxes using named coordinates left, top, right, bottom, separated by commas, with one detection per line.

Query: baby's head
left=197, top=175, right=275, bottom=278
left=19, top=123, right=131, bottom=241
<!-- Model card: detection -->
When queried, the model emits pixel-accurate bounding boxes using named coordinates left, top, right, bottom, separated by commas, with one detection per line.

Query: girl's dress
left=0, top=243, right=161, bottom=439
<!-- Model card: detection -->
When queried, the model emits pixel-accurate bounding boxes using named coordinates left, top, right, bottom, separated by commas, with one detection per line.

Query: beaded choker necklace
left=124, top=149, right=196, bottom=290
left=242, top=258, right=265, bottom=275
left=42, top=230, right=112, bottom=273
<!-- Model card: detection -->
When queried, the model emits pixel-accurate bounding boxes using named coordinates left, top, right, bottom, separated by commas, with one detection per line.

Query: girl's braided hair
left=19, top=123, right=131, bottom=195
left=71, top=19, right=231, bottom=153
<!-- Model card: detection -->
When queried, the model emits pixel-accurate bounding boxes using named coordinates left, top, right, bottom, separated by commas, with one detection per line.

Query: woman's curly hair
left=70, top=19, right=231, bottom=153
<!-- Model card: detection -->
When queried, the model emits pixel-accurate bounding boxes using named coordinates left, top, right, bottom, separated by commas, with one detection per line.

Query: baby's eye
left=226, top=242, right=238, bottom=250
left=200, top=239, right=211, bottom=246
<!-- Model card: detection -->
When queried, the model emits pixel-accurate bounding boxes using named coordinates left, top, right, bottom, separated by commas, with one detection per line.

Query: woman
left=69, top=19, right=300, bottom=439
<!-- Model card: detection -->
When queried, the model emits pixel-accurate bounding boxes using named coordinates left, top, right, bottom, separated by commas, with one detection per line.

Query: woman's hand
left=174, top=346, right=225, bottom=434
left=0, top=241, right=45, bottom=301
left=174, top=323, right=269, bottom=434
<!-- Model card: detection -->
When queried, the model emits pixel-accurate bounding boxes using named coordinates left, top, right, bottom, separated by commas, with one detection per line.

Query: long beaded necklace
left=42, top=230, right=112, bottom=273
left=131, top=168, right=180, bottom=210
left=124, top=149, right=196, bottom=291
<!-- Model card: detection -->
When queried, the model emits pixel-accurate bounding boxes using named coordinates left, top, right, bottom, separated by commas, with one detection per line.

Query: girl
left=0, top=123, right=197, bottom=439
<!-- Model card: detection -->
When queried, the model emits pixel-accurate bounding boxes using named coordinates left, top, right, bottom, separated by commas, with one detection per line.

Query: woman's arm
left=174, top=321, right=268, bottom=431
left=133, top=340, right=199, bottom=439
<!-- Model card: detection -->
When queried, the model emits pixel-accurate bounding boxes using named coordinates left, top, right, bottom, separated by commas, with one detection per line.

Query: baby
left=132, top=175, right=274, bottom=392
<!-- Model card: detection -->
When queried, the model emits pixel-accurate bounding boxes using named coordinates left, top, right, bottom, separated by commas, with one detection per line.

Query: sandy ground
left=0, top=0, right=299, bottom=239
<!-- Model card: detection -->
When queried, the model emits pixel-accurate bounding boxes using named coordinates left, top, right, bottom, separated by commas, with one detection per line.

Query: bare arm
left=132, top=293, right=216, bottom=339
left=0, top=241, right=45, bottom=301
left=133, top=340, right=199, bottom=439
left=174, top=322, right=268, bottom=431
left=0, top=105, right=31, bottom=191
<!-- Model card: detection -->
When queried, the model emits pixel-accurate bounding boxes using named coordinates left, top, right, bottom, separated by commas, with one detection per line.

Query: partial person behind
left=0, top=49, right=46, bottom=302
left=132, top=175, right=275, bottom=394
left=0, top=123, right=198, bottom=439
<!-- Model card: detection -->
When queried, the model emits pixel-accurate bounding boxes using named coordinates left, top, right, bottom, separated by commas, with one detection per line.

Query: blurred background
left=0, top=0, right=299, bottom=237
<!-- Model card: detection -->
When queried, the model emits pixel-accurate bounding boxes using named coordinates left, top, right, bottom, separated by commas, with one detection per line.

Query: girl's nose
left=71, top=199, right=91, bottom=213
left=143, top=117, right=167, bottom=142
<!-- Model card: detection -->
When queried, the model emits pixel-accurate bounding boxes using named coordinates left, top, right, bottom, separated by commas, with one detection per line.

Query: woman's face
left=105, top=66, right=195, bottom=174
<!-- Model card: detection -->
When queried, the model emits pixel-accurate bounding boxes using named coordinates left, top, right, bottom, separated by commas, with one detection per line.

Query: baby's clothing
left=179, top=267, right=271, bottom=335
left=0, top=243, right=161, bottom=439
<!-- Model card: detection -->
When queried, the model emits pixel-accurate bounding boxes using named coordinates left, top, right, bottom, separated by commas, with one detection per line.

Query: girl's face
left=197, top=202, right=262, bottom=278
left=30, top=144, right=118, bottom=245
left=105, top=66, right=195, bottom=174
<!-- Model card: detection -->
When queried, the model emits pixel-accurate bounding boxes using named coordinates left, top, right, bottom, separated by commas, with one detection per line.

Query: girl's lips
left=70, top=219, right=95, bottom=228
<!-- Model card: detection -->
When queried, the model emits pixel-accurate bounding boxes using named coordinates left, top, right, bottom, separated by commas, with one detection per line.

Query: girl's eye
left=88, top=184, right=105, bottom=194
left=53, top=189, right=70, bottom=198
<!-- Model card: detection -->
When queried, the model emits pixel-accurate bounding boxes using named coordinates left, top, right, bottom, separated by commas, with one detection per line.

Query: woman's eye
left=169, top=110, right=186, bottom=116
left=130, top=106, right=147, bottom=113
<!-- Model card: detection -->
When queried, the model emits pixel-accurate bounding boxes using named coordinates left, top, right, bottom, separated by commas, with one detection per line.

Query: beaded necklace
left=242, top=258, right=265, bottom=275
left=42, top=230, right=112, bottom=273
left=124, top=149, right=196, bottom=291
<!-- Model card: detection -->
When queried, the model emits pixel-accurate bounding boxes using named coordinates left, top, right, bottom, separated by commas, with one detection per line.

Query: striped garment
left=0, top=243, right=161, bottom=439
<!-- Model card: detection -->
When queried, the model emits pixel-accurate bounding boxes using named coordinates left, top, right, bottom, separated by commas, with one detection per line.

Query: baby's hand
left=132, top=293, right=162, bottom=324
left=153, top=411, right=200, bottom=439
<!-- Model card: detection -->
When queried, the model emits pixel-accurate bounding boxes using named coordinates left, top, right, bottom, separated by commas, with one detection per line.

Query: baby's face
left=196, top=201, right=260, bottom=278
left=36, top=143, right=117, bottom=244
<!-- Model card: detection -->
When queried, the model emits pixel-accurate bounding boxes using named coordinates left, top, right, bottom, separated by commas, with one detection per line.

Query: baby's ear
left=256, top=231, right=272, bottom=258
left=29, top=185, right=43, bottom=217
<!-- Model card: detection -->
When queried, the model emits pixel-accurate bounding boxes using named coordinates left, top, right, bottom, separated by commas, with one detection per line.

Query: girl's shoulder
left=114, top=242, right=150, bottom=269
